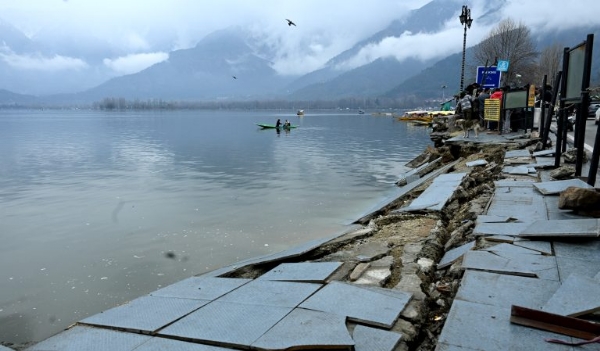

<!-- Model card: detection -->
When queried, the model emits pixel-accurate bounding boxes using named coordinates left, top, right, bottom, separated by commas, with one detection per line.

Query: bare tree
left=536, top=43, right=563, bottom=88
left=474, top=18, right=538, bottom=88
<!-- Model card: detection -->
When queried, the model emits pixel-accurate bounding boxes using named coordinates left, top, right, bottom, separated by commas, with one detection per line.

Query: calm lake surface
left=0, top=109, right=432, bottom=344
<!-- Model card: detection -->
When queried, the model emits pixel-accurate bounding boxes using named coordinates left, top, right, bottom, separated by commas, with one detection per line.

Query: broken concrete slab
left=484, top=243, right=541, bottom=255
left=215, top=280, right=322, bottom=308
left=456, top=271, right=560, bottom=310
left=556, top=257, right=600, bottom=284
left=438, top=241, right=475, bottom=269
left=299, top=281, right=412, bottom=328
left=553, top=239, right=600, bottom=260
left=503, top=166, right=533, bottom=175
left=257, top=262, right=342, bottom=283
left=352, top=325, right=402, bottom=351
left=533, top=158, right=556, bottom=169
left=533, top=178, right=594, bottom=195
left=461, top=250, right=559, bottom=281
left=512, top=240, right=553, bottom=255
left=354, top=256, right=393, bottom=286
left=542, top=274, right=600, bottom=317
left=484, top=235, right=515, bottom=243
left=437, top=300, right=572, bottom=351
left=204, top=227, right=361, bottom=278
left=251, top=308, right=354, bottom=350
left=494, top=180, right=538, bottom=188
left=355, top=242, right=390, bottom=262
left=159, top=301, right=292, bottom=348
left=79, top=296, right=208, bottom=333
left=532, top=149, right=555, bottom=157
left=486, top=192, right=548, bottom=222
left=472, top=222, right=531, bottom=237
left=24, top=326, right=151, bottom=351
left=135, top=338, right=235, bottom=351
left=518, top=218, right=599, bottom=238
left=505, top=149, right=532, bottom=158
left=150, top=277, right=251, bottom=300
left=398, top=173, right=467, bottom=212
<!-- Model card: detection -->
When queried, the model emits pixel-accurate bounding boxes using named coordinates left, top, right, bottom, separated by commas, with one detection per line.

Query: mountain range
left=1, top=0, right=599, bottom=107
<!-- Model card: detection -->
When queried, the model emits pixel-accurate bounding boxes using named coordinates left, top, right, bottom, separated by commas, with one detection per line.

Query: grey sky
left=1, top=0, right=599, bottom=76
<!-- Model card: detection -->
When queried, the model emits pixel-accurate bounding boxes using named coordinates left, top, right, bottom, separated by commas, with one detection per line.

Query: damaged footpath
left=21, top=129, right=600, bottom=351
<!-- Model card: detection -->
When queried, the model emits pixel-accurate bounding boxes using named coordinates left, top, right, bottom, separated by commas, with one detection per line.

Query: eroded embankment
left=221, top=141, right=531, bottom=351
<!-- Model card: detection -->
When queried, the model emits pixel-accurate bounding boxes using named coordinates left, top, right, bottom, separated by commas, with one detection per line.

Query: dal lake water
left=0, top=109, right=432, bottom=345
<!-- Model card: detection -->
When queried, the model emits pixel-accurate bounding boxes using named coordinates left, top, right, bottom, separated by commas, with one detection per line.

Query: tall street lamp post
left=459, top=5, right=473, bottom=93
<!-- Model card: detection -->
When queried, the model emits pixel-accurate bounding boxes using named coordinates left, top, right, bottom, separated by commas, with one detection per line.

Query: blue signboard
left=497, top=60, right=510, bottom=72
left=476, top=66, right=502, bottom=88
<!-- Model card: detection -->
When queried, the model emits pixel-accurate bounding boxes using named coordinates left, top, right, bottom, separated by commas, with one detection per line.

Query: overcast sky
left=1, top=0, right=599, bottom=77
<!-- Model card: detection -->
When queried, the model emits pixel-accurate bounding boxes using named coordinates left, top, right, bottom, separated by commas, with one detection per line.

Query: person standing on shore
left=459, top=91, right=474, bottom=137
left=478, top=88, right=491, bottom=127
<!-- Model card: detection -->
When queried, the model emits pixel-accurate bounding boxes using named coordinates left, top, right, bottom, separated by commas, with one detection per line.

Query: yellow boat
left=396, top=110, right=432, bottom=122
left=396, top=110, right=455, bottom=122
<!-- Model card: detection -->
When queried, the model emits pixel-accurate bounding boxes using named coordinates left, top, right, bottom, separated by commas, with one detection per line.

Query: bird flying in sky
left=286, top=19, right=296, bottom=26
left=232, top=76, right=237, bottom=79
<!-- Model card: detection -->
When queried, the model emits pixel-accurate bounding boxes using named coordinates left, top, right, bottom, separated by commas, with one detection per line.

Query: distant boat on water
left=297, top=109, right=304, bottom=116
left=358, top=109, right=365, bottom=114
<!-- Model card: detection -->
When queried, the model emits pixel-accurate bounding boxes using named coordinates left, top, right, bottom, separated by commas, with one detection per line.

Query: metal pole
left=460, top=24, right=467, bottom=93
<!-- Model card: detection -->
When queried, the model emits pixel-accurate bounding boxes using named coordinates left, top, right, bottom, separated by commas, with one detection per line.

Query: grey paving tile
left=386, top=161, right=460, bottom=216
left=437, top=300, right=576, bottom=351
left=205, top=230, right=355, bottom=277
left=532, top=149, right=555, bottom=157
left=251, top=308, right=354, bottom=350
left=401, top=173, right=466, bottom=212
left=519, top=219, right=599, bottom=238
left=484, top=235, right=515, bottom=243
left=257, top=261, right=342, bottom=283
left=533, top=178, right=594, bottom=195
left=472, top=222, right=530, bottom=237
left=556, top=257, right=600, bottom=283
left=134, top=338, right=235, bottom=350
left=554, top=239, right=600, bottom=260
left=455, top=271, right=560, bottom=310
left=505, top=149, right=532, bottom=158
left=486, top=192, right=547, bottom=222
left=24, top=326, right=150, bottom=351
left=215, top=279, right=321, bottom=307
left=542, top=273, right=600, bottom=317
left=544, top=196, right=590, bottom=220
left=484, top=243, right=541, bottom=255
left=461, top=250, right=559, bottom=281
left=438, top=241, right=475, bottom=269
left=503, top=166, right=533, bottom=175
left=159, top=301, right=292, bottom=348
left=512, top=240, right=553, bottom=255
left=299, top=281, right=411, bottom=328
left=150, top=277, right=251, bottom=300
left=80, top=296, right=208, bottom=333
left=494, top=180, right=537, bottom=188
left=533, top=158, right=556, bottom=168
left=352, top=324, right=402, bottom=351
